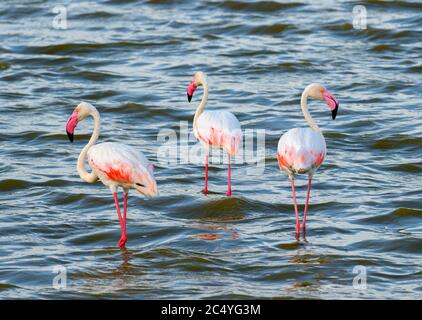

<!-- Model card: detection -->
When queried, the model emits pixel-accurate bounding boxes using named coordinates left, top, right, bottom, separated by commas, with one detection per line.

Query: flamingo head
left=134, top=179, right=158, bottom=198
left=66, top=102, right=95, bottom=142
left=134, top=165, right=159, bottom=198
left=186, top=71, right=206, bottom=102
left=323, top=89, right=339, bottom=120
left=307, top=83, right=339, bottom=120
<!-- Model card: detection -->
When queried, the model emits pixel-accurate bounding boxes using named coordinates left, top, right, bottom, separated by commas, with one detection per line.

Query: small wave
left=372, top=136, right=422, bottom=151
left=214, top=0, right=303, bottom=12
left=361, top=208, right=422, bottom=224
left=393, top=208, right=422, bottom=217
left=80, top=90, right=119, bottom=100
left=324, top=22, right=354, bottom=32
left=351, top=237, right=422, bottom=254
left=366, top=28, right=416, bottom=41
left=67, top=70, right=123, bottom=82
left=364, top=0, right=422, bottom=9
left=0, top=179, right=29, bottom=192
left=219, top=49, right=278, bottom=58
left=249, top=23, right=292, bottom=35
left=146, top=0, right=186, bottom=4
left=325, top=22, right=418, bottom=41
left=54, top=193, right=112, bottom=206
left=74, top=11, right=117, bottom=19
left=389, top=163, right=422, bottom=173
left=67, top=230, right=114, bottom=246
left=37, top=179, right=70, bottom=188
left=28, top=41, right=181, bottom=55
left=276, top=60, right=315, bottom=72
left=105, top=103, right=147, bottom=113
left=325, top=132, right=349, bottom=139
left=407, top=65, right=422, bottom=73
left=0, top=178, right=76, bottom=192
left=369, top=44, right=402, bottom=53
left=0, top=283, right=19, bottom=290
left=103, top=103, right=174, bottom=122
left=0, top=131, right=89, bottom=144
left=0, top=62, right=10, bottom=70
left=171, top=196, right=279, bottom=221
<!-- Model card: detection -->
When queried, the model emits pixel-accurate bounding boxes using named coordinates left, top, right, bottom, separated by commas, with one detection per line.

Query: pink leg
left=202, top=154, right=209, bottom=195
left=113, top=192, right=127, bottom=248
left=301, top=176, right=312, bottom=233
left=290, top=176, right=300, bottom=237
left=121, top=192, right=128, bottom=246
left=226, top=155, right=232, bottom=196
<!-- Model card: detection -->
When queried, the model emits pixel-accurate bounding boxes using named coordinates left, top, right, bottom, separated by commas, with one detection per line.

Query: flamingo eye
left=136, top=183, right=146, bottom=187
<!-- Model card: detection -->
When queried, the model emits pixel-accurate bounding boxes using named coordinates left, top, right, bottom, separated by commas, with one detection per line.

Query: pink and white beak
left=186, top=81, right=197, bottom=103
left=66, top=111, right=78, bottom=142
left=322, top=90, right=339, bottom=120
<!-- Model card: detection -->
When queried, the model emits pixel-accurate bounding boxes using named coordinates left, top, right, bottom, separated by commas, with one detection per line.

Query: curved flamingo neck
left=193, top=78, right=208, bottom=130
left=301, top=87, right=320, bottom=132
left=77, top=108, right=100, bottom=183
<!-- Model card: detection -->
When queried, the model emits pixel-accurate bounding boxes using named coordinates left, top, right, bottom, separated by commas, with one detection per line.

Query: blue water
left=0, top=0, right=421, bottom=299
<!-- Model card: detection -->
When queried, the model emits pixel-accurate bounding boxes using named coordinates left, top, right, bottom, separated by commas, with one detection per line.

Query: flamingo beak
left=186, top=81, right=197, bottom=103
left=66, top=112, right=78, bottom=143
left=67, top=131, right=74, bottom=143
left=331, top=104, right=338, bottom=120
left=322, top=90, right=339, bottom=120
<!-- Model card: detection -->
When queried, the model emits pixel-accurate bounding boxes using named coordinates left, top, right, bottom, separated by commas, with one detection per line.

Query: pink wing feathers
left=195, top=110, right=242, bottom=156
left=277, top=128, right=326, bottom=175
left=87, top=142, right=155, bottom=187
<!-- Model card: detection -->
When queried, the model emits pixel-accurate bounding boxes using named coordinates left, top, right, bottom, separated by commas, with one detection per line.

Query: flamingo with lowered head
left=277, top=83, right=339, bottom=237
left=66, top=102, right=158, bottom=248
left=187, top=72, right=242, bottom=196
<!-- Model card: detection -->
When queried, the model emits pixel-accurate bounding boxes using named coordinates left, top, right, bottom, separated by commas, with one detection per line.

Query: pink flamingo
left=66, top=102, right=158, bottom=248
left=187, top=72, right=242, bottom=196
left=277, top=83, right=339, bottom=237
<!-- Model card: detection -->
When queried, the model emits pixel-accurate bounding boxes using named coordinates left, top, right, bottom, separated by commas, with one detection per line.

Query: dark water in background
left=0, top=0, right=421, bottom=299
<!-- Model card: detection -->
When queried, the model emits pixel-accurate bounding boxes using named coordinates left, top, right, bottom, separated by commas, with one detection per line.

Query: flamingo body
left=187, top=71, right=242, bottom=196
left=277, top=128, right=326, bottom=176
left=88, top=142, right=156, bottom=195
left=66, top=102, right=158, bottom=248
left=276, top=83, right=339, bottom=238
left=195, top=110, right=242, bottom=156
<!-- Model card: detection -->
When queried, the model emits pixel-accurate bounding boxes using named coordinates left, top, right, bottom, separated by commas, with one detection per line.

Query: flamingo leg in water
left=302, top=176, right=312, bottom=233
left=121, top=191, right=128, bottom=245
left=290, top=176, right=300, bottom=237
left=113, top=192, right=127, bottom=248
left=123, top=192, right=128, bottom=229
left=226, top=155, right=232, bottom=196
left=203, top=154, right=208, bottom=195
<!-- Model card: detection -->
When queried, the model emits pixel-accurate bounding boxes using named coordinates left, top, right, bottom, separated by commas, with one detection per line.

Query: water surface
left=0, top=0, right=421, bottom=299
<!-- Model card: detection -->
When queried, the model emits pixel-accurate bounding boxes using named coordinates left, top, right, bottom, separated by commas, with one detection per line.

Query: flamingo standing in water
left=66, top=102, right=158, bottom=248
left=186, top=72, right=242, bottom=196
left=277, top=83, right=339, bottom=237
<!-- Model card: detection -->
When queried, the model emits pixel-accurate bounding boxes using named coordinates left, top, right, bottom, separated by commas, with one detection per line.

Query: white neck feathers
left=77, top=107, right=100, bottom=183
left=301, top=86, right=320, bottom=132
left=193, top=78, right=208, bottom=130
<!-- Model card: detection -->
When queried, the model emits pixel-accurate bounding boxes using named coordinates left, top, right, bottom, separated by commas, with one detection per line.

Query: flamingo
left=186, top=72, right=242, bottom=196
left=65, top=102, right=158, bottom=248
left=277, top=83, right=339, bottom=237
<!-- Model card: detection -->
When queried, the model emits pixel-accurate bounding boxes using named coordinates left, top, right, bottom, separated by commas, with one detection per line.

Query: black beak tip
left=187, top=93, right=192, bottom=103
left=331, top=104, right=338, bottom=120
left=67, top=131, right=74, bottom=143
